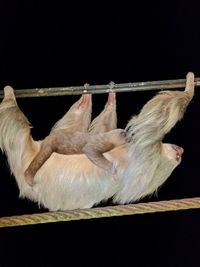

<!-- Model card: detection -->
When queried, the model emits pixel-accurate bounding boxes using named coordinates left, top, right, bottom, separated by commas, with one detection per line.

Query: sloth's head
left=162, top=143, right=184, bottom=167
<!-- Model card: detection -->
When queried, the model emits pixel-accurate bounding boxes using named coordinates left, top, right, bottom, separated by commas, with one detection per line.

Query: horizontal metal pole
left=0, top=78, right=200, bottom=98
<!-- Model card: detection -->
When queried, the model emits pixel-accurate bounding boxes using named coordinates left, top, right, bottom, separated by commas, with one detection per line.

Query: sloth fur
left=0, top=73, right=194, bottom=211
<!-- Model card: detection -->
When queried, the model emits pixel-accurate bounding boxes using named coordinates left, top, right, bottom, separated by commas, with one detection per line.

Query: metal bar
left=1, top=78, right=200, bottom=98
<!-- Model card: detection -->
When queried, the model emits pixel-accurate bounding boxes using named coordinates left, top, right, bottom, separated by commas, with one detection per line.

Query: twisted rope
left=0, top=78, right=199, bottom=228
left=1, top=197, right=200, bottom=228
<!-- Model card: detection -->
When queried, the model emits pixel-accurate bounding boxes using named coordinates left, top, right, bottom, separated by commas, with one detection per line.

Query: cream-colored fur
left=0, top=73, right=194, bottom=211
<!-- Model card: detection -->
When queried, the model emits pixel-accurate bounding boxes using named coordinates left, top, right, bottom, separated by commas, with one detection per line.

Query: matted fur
left=0, top=73, right=195, bottom=211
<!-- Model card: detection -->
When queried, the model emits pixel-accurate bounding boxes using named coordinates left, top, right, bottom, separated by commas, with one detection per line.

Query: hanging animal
left=24, top=93, right=127, bottom=186
left=0, top=72, right=194, bottom=211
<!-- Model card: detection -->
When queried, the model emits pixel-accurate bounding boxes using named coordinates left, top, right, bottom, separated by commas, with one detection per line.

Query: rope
left=1, top=197, right=200, bottom=228
left=0, top=78, right=200, bottom=98
left=0, top=78, right=199, bottom=228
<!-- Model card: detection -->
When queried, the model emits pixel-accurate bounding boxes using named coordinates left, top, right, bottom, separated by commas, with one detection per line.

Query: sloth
left=0, top=72, right=194, bottom=211
left=24, top=93, right=127, bottom=186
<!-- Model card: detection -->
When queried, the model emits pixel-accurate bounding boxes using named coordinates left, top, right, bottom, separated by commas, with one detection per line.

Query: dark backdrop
left=0, top=1, right=200, bottom=266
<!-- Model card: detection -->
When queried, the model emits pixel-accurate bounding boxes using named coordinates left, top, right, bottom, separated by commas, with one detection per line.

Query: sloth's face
left=162, top=143, right=184, bottom=165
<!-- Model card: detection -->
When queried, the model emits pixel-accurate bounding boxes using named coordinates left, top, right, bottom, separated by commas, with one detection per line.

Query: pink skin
left=172, top=145, right=184, bottom=161
left=78, top=94, right=91, bottom=109
left=176, top=146, right=184, bottom=155
left=107, top=92, right=115, bottom=106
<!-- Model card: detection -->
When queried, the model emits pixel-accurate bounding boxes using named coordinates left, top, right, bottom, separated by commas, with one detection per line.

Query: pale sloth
left=0, top=72, right=194, bottom=211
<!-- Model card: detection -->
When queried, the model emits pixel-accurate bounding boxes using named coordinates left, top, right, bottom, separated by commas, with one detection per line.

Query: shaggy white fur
left=0, top=73, right=194, bottom=211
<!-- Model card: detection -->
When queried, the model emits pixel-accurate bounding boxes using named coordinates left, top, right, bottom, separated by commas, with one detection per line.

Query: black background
left=0, top=1, right=200, bottom=266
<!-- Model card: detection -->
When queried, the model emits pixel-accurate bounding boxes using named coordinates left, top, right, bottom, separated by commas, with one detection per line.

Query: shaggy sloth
left=0, top=72, right=194, bottom=211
